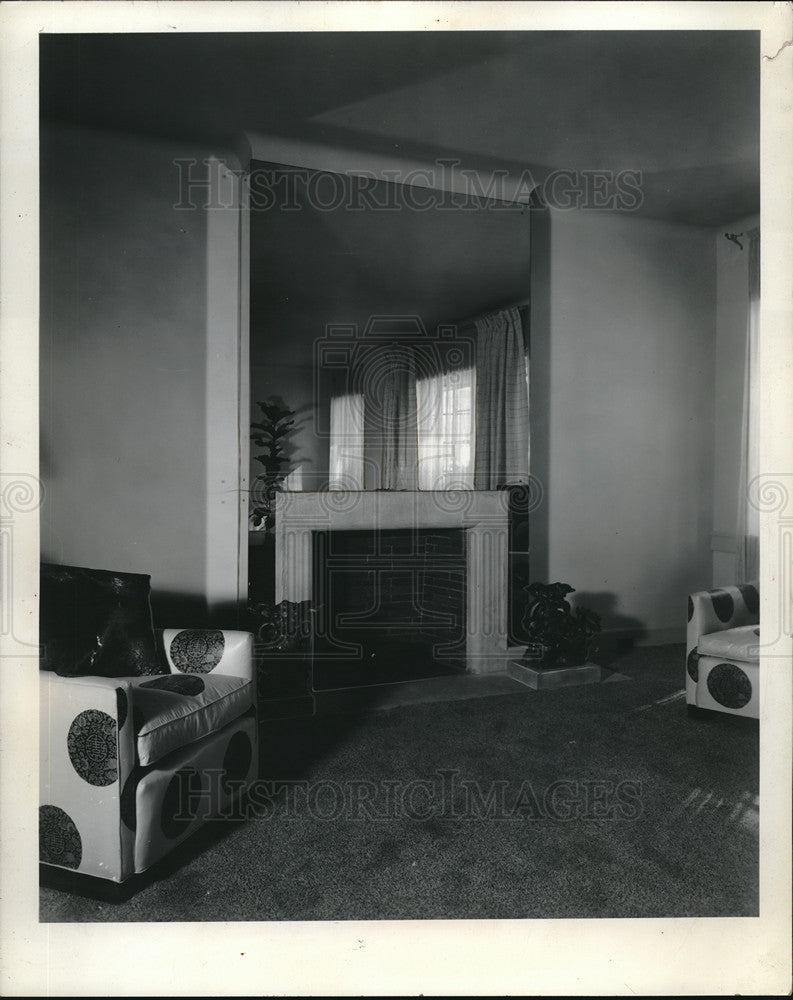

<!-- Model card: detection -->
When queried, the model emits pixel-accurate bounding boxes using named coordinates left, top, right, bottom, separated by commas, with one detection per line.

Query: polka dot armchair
left=39, top=565, right=258, bottom=885
left=686, top=583, right=760, bottom=719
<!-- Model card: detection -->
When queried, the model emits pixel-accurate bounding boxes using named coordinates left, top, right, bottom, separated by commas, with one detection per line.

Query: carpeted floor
left=40, top=644, right=759, bottom=921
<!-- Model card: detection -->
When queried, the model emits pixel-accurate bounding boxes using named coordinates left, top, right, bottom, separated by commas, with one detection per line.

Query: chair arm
left=39, top=672, right=137, bottom=881
left=687, top=583, right=760, bottom=653
left=159, top=629, right=255, bottom=688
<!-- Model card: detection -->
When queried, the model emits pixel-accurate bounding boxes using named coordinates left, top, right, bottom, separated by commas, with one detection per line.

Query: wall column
left=205, top=156, right=249, bottom=625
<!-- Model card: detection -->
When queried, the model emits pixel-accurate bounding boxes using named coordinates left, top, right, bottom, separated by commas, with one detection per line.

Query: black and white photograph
left=1, top=1, right=791, bottom=995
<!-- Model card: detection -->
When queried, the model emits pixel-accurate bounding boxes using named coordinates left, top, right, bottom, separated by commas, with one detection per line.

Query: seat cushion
left=699, top=624, right=760, bottom=663
left=129, top=673, right=254, bottom=767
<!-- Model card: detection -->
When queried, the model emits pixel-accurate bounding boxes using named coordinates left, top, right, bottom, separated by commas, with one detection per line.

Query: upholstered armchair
left=686, top=582, right=760, bottom=719
left=39, top=564, right=258, bottom=885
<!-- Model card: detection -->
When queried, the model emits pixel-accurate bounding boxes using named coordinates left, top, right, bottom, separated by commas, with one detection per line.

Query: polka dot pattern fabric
left=67, top=709, right=119, bottom=786
left=39, top=674, right=136, bottom=881
left=686, top=647, right=699, bottom=683
left=39, top=805, right=82, bottom=869
left=132, top=715, right=257, bottom=874
left=139, top=674, right=206, bottom=696
left=686, top=582, right=759, bottom=719
left=706, top=662, right=753, bottom=709
left=222, top=730, right=254, bottom=796
left=40, top=629, right=257, bottom=883
left=168, top=630, right=225, bottom=673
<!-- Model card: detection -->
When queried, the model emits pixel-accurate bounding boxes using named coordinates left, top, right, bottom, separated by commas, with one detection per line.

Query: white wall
left=40, top=122, right=725, bottom=641
left=533, top=208, right=716, bottom=641
left=40, top=123, right=244, bottom=626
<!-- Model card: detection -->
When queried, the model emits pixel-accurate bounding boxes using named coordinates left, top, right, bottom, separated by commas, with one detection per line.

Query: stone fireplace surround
left=275, top=490, right=509, bottom=674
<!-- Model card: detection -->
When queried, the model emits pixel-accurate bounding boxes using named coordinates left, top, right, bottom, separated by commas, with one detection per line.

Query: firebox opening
left=312, top=528, right=467, bottom=689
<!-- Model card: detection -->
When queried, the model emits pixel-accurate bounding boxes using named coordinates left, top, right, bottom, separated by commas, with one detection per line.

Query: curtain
left=736, top=228, right=760, bottom=582
left=473, top=306, right=530, bottom=489
left=328, top=392, right=365, bottom=489
left=328, top=308, right=530, bottom=492
left=416, top=365, right=476, bottom=489
left=373, top=346, right=418, bottom=490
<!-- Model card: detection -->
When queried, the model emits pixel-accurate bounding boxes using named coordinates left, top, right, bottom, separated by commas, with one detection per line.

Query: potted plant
left=249, top=399, right=297, bottom=533
left=521, top=582, right=601, bottom=668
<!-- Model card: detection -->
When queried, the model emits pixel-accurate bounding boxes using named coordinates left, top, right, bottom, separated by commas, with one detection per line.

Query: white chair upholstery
left=40, top=628, right=258, bottom=884
left=686, top=583, right=759, bottom=719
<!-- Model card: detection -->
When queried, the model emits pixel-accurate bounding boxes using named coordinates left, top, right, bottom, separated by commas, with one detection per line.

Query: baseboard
left=509, top=627, right=685, bottom=660
left=634, top=626, right=685, bottom=646
left=711, top=532, right=737, bottom=554
left=600, top=626, right=685, bottom=647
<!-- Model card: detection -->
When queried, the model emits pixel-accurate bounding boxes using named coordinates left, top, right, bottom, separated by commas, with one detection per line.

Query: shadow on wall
left=571, top=590, right=646, bottom=665
left=150, top=591, right=210, bottom=631
left=151, top=594, right=252, bottom=633
left=252, top=395, right=315, bottom=473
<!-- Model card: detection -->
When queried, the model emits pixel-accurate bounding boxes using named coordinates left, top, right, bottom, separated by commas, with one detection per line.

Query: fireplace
left=275, top=490, right=509, bottom=675
left=312, top=528, right=466, bottom=689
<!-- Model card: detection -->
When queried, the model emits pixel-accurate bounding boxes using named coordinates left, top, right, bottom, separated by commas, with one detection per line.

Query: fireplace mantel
left=274, top=490, right=509, bottom=673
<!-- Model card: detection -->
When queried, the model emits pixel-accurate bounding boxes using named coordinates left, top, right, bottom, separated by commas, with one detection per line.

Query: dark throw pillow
left=40, top=563, right=165, bottom=678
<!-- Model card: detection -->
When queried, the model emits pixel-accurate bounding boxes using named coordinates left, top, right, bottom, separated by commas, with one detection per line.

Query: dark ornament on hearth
left=520, top=581, right=601, bottom=669
left=248, top=600, right=313, bottom=697
left=249, top=600, right=312, bottom=653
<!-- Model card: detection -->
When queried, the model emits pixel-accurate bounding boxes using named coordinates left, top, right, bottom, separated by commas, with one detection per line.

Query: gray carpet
left=40, top=644, right=759, bottom=921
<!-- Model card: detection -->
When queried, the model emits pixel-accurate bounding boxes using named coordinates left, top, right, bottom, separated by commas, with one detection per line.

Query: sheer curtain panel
left=328, top=392, right=365, bottom=489
left=416, top=365, right=476, bottom=489
left=377, top=346, right=418, bottom=490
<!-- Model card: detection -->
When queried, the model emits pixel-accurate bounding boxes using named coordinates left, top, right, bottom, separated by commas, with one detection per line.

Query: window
left=326, top=308, right=528, bottom=492
left=416, top=366, right=476, bottom=490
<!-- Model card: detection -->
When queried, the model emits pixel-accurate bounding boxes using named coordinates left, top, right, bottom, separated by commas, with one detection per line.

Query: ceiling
left=41, top=30, right=759, bottom=226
